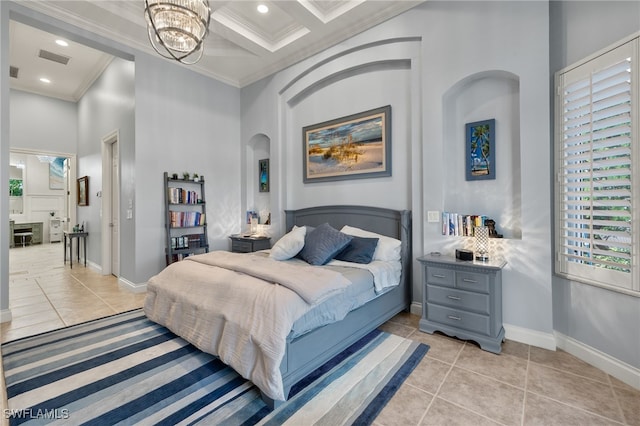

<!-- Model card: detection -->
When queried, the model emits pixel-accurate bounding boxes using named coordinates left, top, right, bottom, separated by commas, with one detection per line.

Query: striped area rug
left=2, top=309, right=428, bottom=425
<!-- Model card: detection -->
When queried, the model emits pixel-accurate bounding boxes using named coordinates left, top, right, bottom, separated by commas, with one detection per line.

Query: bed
left=144, top=205, right=412, bottom=408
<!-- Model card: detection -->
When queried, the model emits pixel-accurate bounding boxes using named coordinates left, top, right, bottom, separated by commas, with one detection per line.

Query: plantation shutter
left=557, top=39, right=637, bottom=291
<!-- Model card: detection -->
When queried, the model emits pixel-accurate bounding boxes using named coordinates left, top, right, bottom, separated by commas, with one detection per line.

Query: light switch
left=427, top=211, right=440, bottom=223
left=126, top=209, right=133, bottom=219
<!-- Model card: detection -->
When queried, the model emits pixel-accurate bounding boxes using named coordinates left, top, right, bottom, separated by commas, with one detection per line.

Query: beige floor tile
left=421, top=397, right=502, bottom=426
left=55, top=305, right=117, bottom=326
left=438, top=367, right=524, bottom=426
left=374, top=383, right=432, bottom=426
left=2, top=309, right=61, bottom=331
left=388, top=311, right=420, bottom=329
left=501, top=339, right=529, bottom=361
left=530, top=346, right=609, bottom=383
left=524, top=392, right=620, bottom=425
left=612, top=385, right=640, bottom=425
left=408, top=330, right=465, bottom=364
left=527, top=363, right=623, bottom=422
left=404, top=356, right=451, bottom=395
left=455, top=343, right=528, bottom=388
left=378, top=321, right=415, bottom=338
left=8, top=293, right=51, bottom=309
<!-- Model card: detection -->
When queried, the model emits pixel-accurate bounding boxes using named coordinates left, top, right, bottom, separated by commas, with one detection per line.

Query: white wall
left=241, top=1, right=553, bottom=348
left=550, top=1, right=640, bottom=373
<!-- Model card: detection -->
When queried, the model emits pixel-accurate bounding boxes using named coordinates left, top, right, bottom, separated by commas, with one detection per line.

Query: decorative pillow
left=335, top=236, right=379, bottom=264
left=298, top=223, right=353, bottom=265
left=340, top=225, right=402, bottom=262
left=269, top=225, right=306, bottom=260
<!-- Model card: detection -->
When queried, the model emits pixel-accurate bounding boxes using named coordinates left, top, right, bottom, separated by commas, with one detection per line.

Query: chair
left=14, top=231, right=33, bottom=247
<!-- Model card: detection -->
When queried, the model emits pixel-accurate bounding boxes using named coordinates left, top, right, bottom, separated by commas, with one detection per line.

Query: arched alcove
left=245, top=133, right=271, bottom=232
left=442, top=70, right=522, bottom=239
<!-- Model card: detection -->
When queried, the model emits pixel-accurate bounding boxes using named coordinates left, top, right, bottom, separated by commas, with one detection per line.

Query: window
left=555, top=35, right=639, bottom=294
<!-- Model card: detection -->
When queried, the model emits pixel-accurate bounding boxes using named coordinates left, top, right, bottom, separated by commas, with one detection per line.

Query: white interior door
left=110, top=140, right=120, bottom=277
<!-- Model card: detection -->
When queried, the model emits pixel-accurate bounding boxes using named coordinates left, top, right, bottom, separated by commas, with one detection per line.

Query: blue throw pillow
left=299, top=223, right=353, bottom=265
left=335, top=236, right=379, bottom=264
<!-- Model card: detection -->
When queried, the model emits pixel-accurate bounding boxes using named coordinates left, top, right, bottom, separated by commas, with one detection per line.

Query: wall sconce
left=475, top=226, right=489, bottom=261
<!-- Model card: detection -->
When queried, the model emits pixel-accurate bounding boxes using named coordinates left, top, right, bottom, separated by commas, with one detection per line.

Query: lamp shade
left=475, top=226, right=489, bottom=261
left=144, top=0, right=211, bottom=64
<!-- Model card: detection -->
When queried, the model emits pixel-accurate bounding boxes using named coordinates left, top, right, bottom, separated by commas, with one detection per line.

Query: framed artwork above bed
left=302, top=106, right=392, bottom=183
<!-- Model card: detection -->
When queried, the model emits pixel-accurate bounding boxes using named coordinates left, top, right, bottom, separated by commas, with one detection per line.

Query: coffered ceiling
left=10, top=0, right=424, bottom=101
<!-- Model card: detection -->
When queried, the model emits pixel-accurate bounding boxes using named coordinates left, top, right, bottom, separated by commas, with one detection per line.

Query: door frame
left=101, top=129, right=119, bottom=276
left=8, top=148, right=76, bottom=228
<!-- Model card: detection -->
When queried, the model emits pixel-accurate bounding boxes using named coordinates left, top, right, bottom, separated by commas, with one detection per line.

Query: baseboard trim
left=410, top=301, right=421, bottom=316
left=503, top=323, right=557, bottom=351
left=555, top=331, right=640, bottom=390
left=118, top=277, right=147, bottom=294
left=0, top=308, right=12, bottom=324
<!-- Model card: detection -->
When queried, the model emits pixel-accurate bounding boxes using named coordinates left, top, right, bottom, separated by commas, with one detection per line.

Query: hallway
left=1, top=242, right=145, bottom=343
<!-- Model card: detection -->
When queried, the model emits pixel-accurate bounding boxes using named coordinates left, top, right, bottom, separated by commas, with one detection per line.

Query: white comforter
left=143, top=251, right=351, bottom=401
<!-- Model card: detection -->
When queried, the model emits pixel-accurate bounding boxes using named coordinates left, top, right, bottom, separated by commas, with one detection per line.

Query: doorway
left=101, top=130, right=120, bottom=277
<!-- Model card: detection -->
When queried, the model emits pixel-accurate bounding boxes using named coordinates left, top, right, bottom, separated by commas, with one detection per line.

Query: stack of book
left=170, top=234, right=206, bottom=250
left=169, top=211, right=205, bottom=228
left=442, top=212, right=486, bottom=236
left=167, top=187, right=199, bottom=204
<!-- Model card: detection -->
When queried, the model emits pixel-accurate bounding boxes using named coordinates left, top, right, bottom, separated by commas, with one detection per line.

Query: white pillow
left=340, top=225, right=401, bottom=262
left=269, top=225, right=307, bottom=260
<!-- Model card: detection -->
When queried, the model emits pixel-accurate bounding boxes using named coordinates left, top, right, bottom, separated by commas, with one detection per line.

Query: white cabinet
left=50, top=217, right=63, bottom=243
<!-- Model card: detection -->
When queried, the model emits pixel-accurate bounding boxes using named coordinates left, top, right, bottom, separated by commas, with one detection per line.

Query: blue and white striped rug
left=2, top=309, right=428, bottom=425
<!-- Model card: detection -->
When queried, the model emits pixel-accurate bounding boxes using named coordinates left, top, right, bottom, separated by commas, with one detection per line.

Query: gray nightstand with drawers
left=229, top=235, right=271, bottom=253
left=417, top=254, right=506, bottom=353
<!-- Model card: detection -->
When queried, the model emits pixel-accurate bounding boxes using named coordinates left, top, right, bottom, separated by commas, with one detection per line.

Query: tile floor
left=1, top=243, right=639, bottom=425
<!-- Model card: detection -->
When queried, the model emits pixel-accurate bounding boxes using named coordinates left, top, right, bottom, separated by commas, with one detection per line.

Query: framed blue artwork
left=465, top=119, right=496, bottom=181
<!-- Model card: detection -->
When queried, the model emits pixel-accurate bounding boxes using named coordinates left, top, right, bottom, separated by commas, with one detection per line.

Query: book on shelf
left=167, top=187, right=200, bottom=204
left=170, top=234, right=207, bottom=250
left=441, top=212, right=486, bottom=236
left=169, top=211, right=205, bottom=228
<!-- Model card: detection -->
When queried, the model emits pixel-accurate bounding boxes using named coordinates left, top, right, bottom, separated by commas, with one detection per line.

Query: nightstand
left=417, top=254, right=506, bottom=353
left=229, top=235, right=271, bottom=253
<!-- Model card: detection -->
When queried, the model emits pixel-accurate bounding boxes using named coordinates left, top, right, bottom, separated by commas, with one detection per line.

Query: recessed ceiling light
left=257, top=4, right=269, bottom=14
left=55, top=39, right=69, bottom=47
left=39, top=77, right=51, bottom=84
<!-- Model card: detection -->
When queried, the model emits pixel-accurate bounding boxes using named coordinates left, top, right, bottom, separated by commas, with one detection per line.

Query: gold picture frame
left=77, top=176, right=89, bottom=206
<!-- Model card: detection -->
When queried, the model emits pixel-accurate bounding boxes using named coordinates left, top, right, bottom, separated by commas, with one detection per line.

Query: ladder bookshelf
left=164, top=172, right=209, bottom=265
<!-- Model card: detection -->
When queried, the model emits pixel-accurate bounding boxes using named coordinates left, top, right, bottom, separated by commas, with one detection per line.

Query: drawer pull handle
left=462, top=278, right=477, bottom=283
left=433, top=274, right=446, bottom=279
left=447, top=315, right=461, bottom=321
left=447, top=295, right=461, bottom=300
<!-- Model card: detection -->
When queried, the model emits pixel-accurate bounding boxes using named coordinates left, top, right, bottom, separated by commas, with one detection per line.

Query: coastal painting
left=49, top=157, right=66, bottom=190
left=303, top=106, right=391, bottom=183
left=465, top=119, right=496, bottom=181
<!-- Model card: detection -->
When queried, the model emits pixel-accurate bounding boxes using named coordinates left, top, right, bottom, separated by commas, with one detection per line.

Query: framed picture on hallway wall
left=303, top=105, right=392, bottom=183
left=77, top=176, right=89, bottom=206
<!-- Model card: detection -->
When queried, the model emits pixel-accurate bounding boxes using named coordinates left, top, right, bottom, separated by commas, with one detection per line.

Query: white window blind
left=556, top=37, right=638, bottom=293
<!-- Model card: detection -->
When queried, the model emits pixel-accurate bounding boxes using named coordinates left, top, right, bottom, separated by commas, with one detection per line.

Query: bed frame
left=262, top=205, right=412, bottom=408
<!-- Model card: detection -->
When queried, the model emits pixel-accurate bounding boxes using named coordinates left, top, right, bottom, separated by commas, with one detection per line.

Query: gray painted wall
left=10, top=89, right=77, bottom=153
left=550, top=1, right=640, bottom=369
left=132, top=52, right=241, bottom=283
left=77, top=57, right=135, bottom=277
left=1, top=1, right=9, bottom=319
left=240, top=1, right=553, bottom=348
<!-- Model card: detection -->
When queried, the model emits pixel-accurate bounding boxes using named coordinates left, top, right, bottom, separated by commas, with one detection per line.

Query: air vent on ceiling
left=10, top=66, right=19, bottom=79
left=38, top=49, right=70, bottom=65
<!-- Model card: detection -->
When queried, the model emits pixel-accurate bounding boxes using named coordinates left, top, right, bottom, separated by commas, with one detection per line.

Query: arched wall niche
left=245, top=133, right=271, bottom=233
left=442, top=70, right=522, bottom=239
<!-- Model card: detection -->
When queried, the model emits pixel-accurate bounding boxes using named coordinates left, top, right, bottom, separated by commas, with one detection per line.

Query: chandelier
left=144, top=0, right=211, bottom=65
